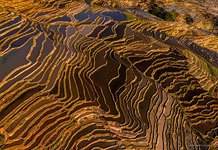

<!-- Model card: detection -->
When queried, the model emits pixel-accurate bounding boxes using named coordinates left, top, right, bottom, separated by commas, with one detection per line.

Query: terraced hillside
left=0, top=0, right=218, bottom=149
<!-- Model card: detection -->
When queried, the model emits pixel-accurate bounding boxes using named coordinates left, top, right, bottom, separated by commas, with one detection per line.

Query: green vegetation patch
left=124, top=12, right=135, bottom=20
left=148, top=4, right=179, bottom=21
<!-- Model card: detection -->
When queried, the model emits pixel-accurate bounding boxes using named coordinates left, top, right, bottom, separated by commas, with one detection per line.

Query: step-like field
left=0, top=0, right=217, bottom=149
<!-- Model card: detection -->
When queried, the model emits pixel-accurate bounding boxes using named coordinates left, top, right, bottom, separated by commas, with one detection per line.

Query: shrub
left=148, top=4, right=178, bottom=21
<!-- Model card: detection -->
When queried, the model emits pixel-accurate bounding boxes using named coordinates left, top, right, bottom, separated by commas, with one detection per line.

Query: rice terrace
left=0, top=0, right=218, bottom=149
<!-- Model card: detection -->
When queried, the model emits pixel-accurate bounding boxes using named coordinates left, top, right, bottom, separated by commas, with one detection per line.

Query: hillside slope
left=0, top=0, right=217, bottom=149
